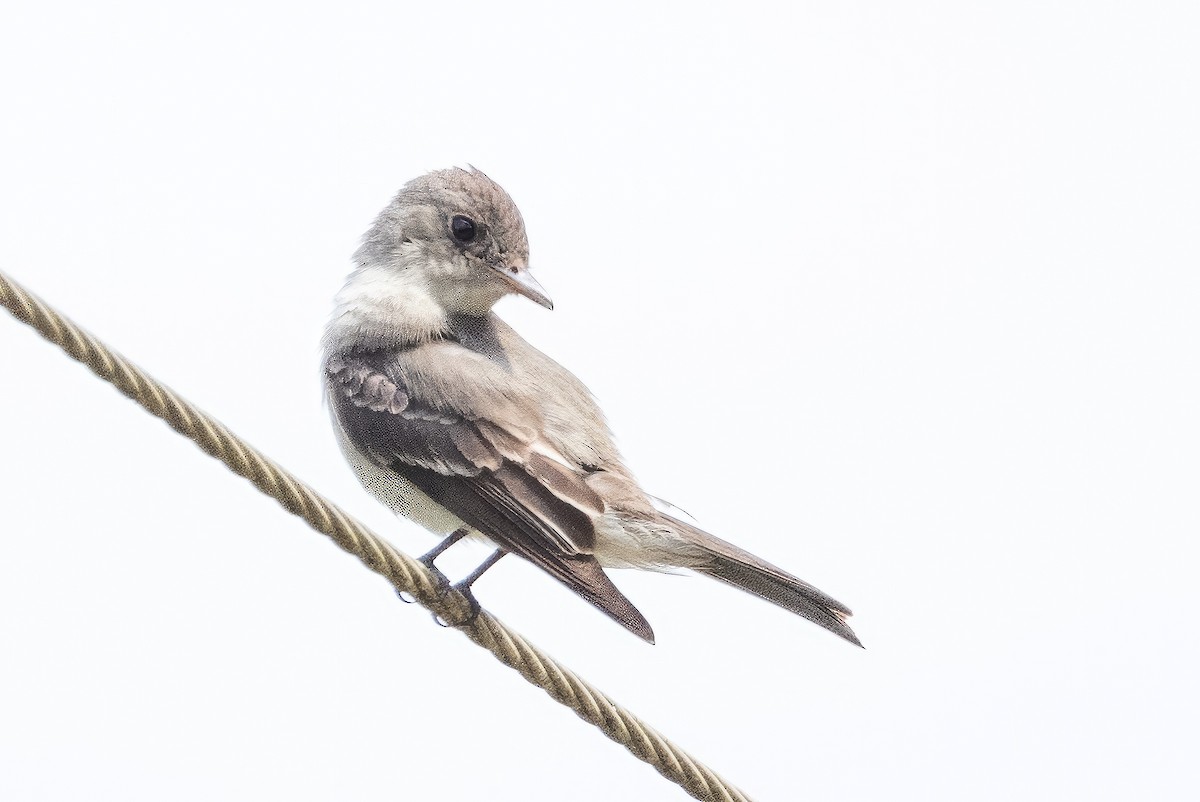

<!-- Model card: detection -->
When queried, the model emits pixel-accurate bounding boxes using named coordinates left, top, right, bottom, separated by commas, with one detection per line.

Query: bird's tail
left=663, top=514, right=862, bottom=647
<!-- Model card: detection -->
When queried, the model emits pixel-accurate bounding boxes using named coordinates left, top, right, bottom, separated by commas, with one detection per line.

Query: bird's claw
left=431, top=582, right=482, bottom=629
left=397, top=561, right=452, bottom=604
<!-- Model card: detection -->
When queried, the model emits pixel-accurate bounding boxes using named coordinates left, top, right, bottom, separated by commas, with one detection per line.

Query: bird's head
left=358, top=167, right=552, bottom=315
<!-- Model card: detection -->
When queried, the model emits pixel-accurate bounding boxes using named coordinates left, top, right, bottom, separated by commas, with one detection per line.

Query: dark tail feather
left=558, top=555, right=656, bottom=644
left=665, top=515, right=862, bottom=647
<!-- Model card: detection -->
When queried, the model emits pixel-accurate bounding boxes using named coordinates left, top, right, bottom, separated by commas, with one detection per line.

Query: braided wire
left=1, top=270, right=752, bottom=802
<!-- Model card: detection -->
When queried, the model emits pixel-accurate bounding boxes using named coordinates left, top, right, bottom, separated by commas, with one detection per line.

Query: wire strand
left=0, top=270, right=752, bottom=802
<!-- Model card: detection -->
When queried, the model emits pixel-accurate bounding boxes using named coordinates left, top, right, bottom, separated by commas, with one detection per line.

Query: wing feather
left=327, top=348, right=653, bottom=641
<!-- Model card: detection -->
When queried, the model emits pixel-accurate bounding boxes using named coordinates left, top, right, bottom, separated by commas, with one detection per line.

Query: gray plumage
left=323, top=167, right=860, bottom=646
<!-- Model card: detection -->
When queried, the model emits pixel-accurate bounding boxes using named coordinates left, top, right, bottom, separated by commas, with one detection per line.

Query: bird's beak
left=494, top=262, right=554, bottom=310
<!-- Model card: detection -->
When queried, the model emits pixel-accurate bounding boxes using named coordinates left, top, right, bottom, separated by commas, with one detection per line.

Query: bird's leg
left=399, top=527, right=470, bottom=603
left=418, top=527, right=470, bottom=568
left=456, top=549, right=508, bottom=591
left=434, top=549, right=508, bottom=628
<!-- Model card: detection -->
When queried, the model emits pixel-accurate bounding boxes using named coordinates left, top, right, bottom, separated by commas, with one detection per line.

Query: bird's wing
left=327, top=350, right=654, bottom=642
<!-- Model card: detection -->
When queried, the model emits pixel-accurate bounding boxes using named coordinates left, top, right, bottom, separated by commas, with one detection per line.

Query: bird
left=322, top=167, right=860, bottom=647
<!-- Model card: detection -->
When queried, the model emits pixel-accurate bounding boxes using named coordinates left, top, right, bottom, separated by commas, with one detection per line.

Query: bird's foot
left=428, top=549, right=505, bottom=629
left=399, top=527, right=471, bottom=604
left=396, top=563, right=452, bottom=604
left=431, top=582, right=482, bottom=629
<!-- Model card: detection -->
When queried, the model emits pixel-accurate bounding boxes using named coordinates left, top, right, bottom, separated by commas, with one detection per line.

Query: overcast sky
left=2, top=3, right=1198, bottom=800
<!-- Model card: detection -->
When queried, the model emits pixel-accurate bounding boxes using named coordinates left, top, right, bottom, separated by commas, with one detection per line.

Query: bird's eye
left=450, top=215, right=477, bottom=243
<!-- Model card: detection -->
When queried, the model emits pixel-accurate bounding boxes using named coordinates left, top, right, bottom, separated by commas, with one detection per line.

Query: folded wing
left=327, top=350, right=654, bottom=642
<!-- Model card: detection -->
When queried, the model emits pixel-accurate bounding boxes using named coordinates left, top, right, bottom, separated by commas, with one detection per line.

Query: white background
left=2, top=3, right=1198, bottom=800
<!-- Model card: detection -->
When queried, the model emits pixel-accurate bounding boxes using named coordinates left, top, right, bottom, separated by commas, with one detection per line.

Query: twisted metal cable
left=1, top=270, right=752, bottom=802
